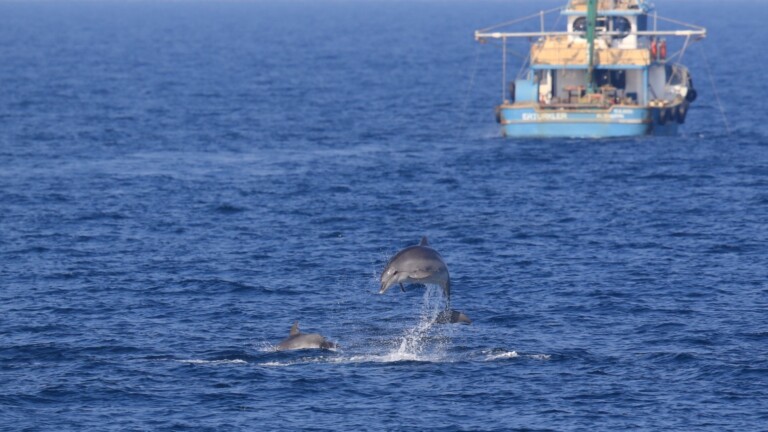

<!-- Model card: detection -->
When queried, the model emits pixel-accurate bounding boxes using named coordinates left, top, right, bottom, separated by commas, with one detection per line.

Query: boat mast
left=586, top=0, right=598, bottom=93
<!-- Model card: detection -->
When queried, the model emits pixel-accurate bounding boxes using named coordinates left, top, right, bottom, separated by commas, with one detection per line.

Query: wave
left=176, top=359, right=248, bottom=366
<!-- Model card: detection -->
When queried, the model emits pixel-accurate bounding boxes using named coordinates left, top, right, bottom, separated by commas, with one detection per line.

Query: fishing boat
left=475, top=0, right=706, bottom=138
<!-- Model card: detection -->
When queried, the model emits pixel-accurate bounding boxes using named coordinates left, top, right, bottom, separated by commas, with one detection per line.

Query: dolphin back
left=276, top=332, right=338, bottom=351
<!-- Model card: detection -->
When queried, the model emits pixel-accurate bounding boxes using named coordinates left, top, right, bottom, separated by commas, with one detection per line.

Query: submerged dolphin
left=435, top=309, right=472, bottom=325
left=275, top=322, right=338, bottom=351
left=380, top=236, right=451, bottom=300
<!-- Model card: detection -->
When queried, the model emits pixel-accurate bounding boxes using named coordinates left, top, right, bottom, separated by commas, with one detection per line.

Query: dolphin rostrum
left=380, top=236, right=451, bottom=300
left=275, top=322, right=338, bottom=351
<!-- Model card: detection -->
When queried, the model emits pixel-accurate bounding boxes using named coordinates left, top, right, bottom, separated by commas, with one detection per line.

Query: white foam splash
left=253, top=341, right=278, bottom=352
left=252, top=349, right=550, bottom=367
left=177, top=359, right=248, bottom=365
left=259, top=361, right=292, bottom=367
left=251, top=286, right=455, bottom=366
left=485, top=351, right=519, bottom=361
left=483, top=351, right=552, bottom=361
left=258, top=356, right=344, bottom=367
left=384, top=285, right=450, bottom=362
left=330, top=354, right=431, bottom=364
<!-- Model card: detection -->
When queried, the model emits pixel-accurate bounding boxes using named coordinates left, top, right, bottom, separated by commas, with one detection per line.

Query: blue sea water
left=1, top=0, right=767, bottom=430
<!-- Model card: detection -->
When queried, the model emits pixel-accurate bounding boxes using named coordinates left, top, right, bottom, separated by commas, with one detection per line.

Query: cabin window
left=573, top=17, right=608, bottom=36
left=595, top=70, right=626, bottom=89
left=612, top=17, right=631, bottom=37
left=573, top=17, right=587, bottom=32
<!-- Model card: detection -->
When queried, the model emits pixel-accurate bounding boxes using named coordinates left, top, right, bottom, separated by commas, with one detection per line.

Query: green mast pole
left=586, top=0, right=598, bottom=93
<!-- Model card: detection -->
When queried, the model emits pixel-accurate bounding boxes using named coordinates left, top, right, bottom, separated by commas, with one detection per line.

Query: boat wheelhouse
left=475, top=0, right=706, bottom=138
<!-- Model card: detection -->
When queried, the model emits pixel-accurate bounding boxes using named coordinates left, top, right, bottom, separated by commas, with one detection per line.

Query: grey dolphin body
left=276, top=322, right=338, bottom=351
left=380, top=237, right=452, bottom=299
left=435, top=310, right=472, bottom=325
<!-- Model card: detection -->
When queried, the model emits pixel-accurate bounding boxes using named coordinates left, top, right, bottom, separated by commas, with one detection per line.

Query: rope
left=456, top=43, right=483, bottom=140
left=516, top=50, right=532, bottom=81
left=551, top=7, right=564, bottom=32
left=502, top=38, right=507, bottom=101
left=698, top=47, right=731, bottom=135
left=654, top=14, right=707, bottom=32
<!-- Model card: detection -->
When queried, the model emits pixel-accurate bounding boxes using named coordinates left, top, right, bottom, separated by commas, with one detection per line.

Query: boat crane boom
left=475, top=29, right=707, bottom=41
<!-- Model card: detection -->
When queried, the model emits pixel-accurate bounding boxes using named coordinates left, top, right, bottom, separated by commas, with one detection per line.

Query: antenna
left=586, top=0, right=598, bottom=93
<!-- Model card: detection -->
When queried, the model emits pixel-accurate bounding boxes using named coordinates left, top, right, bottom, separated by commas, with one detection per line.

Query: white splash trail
left=177, top=359, right=248, bottom=365
left=385, top=285, right=450, bottom=362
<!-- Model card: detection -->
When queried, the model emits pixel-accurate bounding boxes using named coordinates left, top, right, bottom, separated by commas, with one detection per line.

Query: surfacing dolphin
left=435, top=309, right=472, bottom=325
left=380, top=236, right=451, bottom=299
left=275, top=321, right=339, bottom=351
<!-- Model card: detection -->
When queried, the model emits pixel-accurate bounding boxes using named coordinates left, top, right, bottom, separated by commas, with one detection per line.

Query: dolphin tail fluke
left=290, top=321, right=300, bottom=336
left=419, top=236, right=429, bottom=246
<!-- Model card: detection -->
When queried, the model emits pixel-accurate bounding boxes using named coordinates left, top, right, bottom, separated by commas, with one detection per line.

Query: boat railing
left=475, top=7, right=706, bottom=42
left=476, top=29, right=706, bottom=42
left=531, top=36, right=652, bottom=66
left=568, top=0, right=642, bottom=11
left=540, top=84, right=639, bottom=109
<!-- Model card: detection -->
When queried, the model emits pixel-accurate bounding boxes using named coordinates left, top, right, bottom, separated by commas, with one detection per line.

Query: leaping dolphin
left=275, top=322, right=339, bottom=351
left=379, top=236, right=451, bottom=299
left=380, top=237, right=472, bottom=324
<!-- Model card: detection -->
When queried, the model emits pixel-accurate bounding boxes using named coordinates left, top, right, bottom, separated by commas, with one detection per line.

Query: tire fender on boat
left=676, top=104, right=688, bottom=124
left=658, top=108, right=668, bottom=125
left=686, top=88, right=697, bottom=103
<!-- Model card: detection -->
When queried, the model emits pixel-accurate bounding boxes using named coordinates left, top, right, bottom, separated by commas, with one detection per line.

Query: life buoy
left=686, top=88, right=697, bottom=103
left=650, top=39, right=658, bottom=59
left=660, top=40, right=667, bottom=60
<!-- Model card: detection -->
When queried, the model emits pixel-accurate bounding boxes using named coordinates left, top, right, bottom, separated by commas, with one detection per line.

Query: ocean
left=1, top=0, right=767, bottom=430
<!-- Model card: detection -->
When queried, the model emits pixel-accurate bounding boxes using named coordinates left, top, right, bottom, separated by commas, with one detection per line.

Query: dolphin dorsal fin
left=419, top=236, right=429, bottom=246
left=289, top=321, right=300, bottom=336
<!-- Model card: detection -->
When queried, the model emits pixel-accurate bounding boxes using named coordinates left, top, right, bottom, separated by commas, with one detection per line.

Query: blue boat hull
left=497, top=104, right=684, bottom=138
